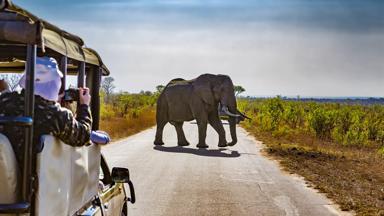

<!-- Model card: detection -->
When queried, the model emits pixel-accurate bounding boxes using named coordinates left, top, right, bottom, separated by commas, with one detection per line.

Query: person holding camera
left=0, top=57, right=107, bottom=165
left=60, top=88, right=110, bottom=145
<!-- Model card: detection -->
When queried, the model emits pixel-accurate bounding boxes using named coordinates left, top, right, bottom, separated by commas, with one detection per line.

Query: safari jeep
left=0, top=1, right=135, bottom=215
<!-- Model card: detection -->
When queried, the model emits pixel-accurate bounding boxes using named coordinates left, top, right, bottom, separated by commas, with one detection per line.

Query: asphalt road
left=102, top=123, right=349, bottom=216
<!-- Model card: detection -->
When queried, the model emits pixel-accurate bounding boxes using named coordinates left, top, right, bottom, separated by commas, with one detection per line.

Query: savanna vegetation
left=239, top=97, right=384, bottom=215
left=98, top=77, right=384, bottom=214
left=99, top=77, right=158, bottom=140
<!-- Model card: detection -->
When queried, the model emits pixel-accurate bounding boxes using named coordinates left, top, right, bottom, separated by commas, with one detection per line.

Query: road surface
left=102, top=123, right=349, bottom=216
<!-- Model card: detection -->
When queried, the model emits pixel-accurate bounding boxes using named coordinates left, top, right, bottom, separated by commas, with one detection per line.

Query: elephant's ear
left=193, top=81, right=215, bottom=106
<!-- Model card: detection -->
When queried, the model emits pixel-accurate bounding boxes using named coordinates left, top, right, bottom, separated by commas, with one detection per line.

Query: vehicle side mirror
left=111, top=167, right=130, bottom=183
left=111, top=167, right=136, bottom=204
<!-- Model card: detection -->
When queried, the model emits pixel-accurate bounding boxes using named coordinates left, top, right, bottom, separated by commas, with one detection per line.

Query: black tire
left=121, top=203, right=128, bottom=216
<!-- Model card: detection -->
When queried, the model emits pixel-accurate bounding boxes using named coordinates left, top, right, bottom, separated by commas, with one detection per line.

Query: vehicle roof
left=0, top=0, right=110, bottom=75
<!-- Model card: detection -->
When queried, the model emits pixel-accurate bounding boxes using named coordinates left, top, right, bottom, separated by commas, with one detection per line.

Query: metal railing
left=0, top=44, right=36, bottom=214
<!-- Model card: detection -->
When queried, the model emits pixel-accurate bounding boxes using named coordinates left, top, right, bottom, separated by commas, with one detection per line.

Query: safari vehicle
left=0, top=1, right=135, bottom=215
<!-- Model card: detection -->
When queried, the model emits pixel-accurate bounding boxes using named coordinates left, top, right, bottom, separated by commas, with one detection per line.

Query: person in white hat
left=18, top=56, right=65, bottom=102
left=0, top=56, right=97, bottom=164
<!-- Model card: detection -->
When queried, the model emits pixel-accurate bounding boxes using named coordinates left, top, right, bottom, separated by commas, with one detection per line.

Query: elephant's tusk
left=222, top=106, right=241, bottom=118
left=238, top=111, right=252, bottom=120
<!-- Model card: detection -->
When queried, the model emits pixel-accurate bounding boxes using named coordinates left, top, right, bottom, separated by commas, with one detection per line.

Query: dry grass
left=100, top=107, right=156, bottom=140
left=242, top=125, right=384, bottom=216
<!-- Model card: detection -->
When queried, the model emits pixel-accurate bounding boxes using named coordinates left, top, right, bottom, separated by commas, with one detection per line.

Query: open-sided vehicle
left=0, top=0, right=135, bottom=215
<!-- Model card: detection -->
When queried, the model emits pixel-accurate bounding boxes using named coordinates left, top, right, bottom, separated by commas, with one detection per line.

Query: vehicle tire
left=121, top=203, right=128, bottom=216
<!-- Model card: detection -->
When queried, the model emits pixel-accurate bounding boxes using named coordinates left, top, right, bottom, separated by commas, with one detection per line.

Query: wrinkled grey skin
left=154, top=74, right=247, bottom=148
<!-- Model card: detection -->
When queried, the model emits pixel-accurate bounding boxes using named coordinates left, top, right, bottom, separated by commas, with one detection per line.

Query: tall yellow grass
left=100, top=107, right=156, bottom=140
left=99, top=91, right=158, bottom=140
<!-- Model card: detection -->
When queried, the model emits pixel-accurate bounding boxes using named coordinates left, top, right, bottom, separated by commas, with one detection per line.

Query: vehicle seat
left=0, top=133, right=19, bottom=204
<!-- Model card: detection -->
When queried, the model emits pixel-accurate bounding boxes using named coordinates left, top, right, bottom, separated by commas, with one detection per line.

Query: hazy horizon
left=14, top=0, right=384, bottom=97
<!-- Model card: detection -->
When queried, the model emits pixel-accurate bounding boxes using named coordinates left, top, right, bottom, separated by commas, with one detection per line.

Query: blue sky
left=14, top=0, right=384, bottom=97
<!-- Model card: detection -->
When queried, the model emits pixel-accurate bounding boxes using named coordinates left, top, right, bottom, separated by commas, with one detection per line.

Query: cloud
left=13, top=0, right=384, bottom=96
left=59, top=20, right=384, bottom=97
left=16, top=0, right=384, bottom=33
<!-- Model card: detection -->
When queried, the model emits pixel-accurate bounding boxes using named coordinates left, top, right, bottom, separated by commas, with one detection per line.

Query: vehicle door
left=98, top=156, right=127, bottom=216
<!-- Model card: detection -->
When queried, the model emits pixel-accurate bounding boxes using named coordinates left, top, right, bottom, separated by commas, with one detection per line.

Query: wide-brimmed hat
left=19, top=57, right=63, bottom=101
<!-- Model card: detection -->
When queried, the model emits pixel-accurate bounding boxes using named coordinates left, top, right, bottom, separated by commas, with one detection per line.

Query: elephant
left=154, top=74, right=250, bottom=148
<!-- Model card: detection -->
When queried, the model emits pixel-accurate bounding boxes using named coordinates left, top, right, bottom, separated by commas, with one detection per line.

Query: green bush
left=309, top=108, right=336, bottom=139
left=100, top=91, right=157, bottom=120
left=257, top=97, right=284, bottom=131
left=283, top=102, right=305, bottom=129
left=240, top=98, right=384, bottom=151
left=100, top=103, right=116, bottom=120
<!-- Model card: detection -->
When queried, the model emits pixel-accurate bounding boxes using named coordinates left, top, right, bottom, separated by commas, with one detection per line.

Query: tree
left=140, top=90, right=152, bottom=96
left=101, top=77, right=115, bottom=103
left=156, top=85, right=165, bottom=93
left=0, top=74, right=21, bottom=91
left=234, top=85, right=245, bottom=96
left=144, top=91, right=152, bottom=96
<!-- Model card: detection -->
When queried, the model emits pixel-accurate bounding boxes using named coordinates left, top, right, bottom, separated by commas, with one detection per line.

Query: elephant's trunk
left=237, top=109, right=251, bottom=121
left=223, top=104, right=238, bottom=146
left=228, top=117, right=237, bottom=146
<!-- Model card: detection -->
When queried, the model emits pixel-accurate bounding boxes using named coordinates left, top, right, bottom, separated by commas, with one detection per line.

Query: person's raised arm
left=52, top=87, right=93, bottom=146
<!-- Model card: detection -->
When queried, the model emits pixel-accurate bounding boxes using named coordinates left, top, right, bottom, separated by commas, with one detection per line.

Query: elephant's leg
left=174, top=122, right=189, bottom=146
left=154, top=96, right=168, bottom=145
left=208, top=114, right=227, bottom=147
left=154, top=120, right=167, bottom=145
left=196, top=119, right=209, bottom=148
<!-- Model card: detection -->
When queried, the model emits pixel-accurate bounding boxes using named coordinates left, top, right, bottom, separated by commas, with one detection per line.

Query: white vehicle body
left=0, top=1, right=135, bottom=215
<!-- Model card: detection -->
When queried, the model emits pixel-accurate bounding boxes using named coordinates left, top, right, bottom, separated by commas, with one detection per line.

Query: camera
left=63, top=88, right=79, bottom=102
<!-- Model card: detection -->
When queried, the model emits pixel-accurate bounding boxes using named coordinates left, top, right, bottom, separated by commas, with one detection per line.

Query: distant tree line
left=100, top=77, right=246, bottom=120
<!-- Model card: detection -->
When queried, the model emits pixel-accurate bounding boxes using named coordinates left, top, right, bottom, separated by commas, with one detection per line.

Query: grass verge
left=100, top=107, right=156, bottom=140
left=242, top=125, right=384, bottom=216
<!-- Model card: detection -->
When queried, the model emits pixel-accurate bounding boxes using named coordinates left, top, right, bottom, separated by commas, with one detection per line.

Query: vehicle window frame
left=100, top=154, right=113, bottom=185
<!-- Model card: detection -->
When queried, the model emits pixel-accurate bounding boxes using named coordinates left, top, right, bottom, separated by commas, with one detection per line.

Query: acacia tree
left=156, top=85, right=165, bottom=93
left=101, top=77, right=115, bottom=103
left=234, top=85, right=245, bottom=96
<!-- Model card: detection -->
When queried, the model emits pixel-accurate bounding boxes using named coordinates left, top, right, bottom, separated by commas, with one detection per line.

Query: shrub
left=283, top=102, right=304, bottom=129
left=309, top=108, right=336, bottom=139
left=257, top=98, right=284, bottom=131
left=100, top=103, right=116, bottom=120
left=99, top=91, right=157, bottom=139
left=240, top=97, right=384, bottom=152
